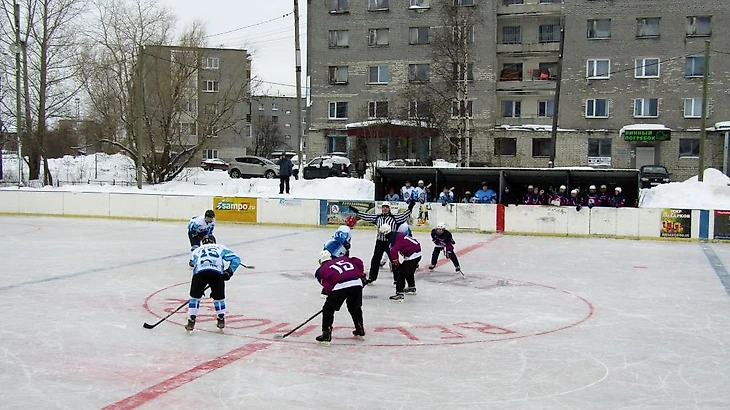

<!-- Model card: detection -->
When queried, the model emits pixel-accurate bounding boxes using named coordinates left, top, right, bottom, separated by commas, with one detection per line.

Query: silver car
left=227, top=155, right=280, bottom=179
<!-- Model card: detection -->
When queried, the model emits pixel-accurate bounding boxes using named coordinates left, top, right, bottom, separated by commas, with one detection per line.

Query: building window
left=182, top=98, right=198, bottom=113
left=409, top=101, right=430, bottom=119
left=679, top=139, right=700, bottom=157
left=368, top=101, right=389, bottom=118
left=454, top=0, right=475, bottom=6
left=452, top=25, right=475, bottom=44
left=180, top=122, right=197, bottom=136
left=368, top=0, right=389, bottom=11
left=409, top=0, right=430, bottom=8
left=451, top=100, right=473, bottom=118
left=258, top=103, right=265, bottom=111
left=409, top=64, right=430, bottom=83
left=502, top=100, right=521, bottom=118
left=502, top=25, right=521, bottom=44
left=633, top=98, right=658, bottom=118
left=368, top=28, right=390, bottom=47
left=271, top=115, right=278, bottom=123
left=588, top=138, right=611, bottom=157
left=539, top=23, right=560, bottom=43
left=532, top=139, right=552, bottom=157
left=504, top=0, right=523, bottom=4
left=586, top=99, right=609, bottom=118
left=328, top=66, right=348, bottom=84
left=453, top=62, right=474, bottom=82
left=368, top=65, right=390, bottom=84
left=327, top=135, right=348, bottom=153
left=685, top=56, right=708, bottom=77
left=328, top=101, right=348, bottom=119
left=683, top=98, right=705, bottom=118
left=329, top=0, right=349, bottom=13
left=538, top=62, right=557, bottom=79
left=284, top=123, right=292, bottom=127
left=587, top=19, right=611, bottom=39
left=500, top=62, right=523, bottom=81
left=686, top=16, right=711, bottom=36
left=494, top=138, right=516, bottom=156
left=586, top=59, right=610, bottom=79
left=246, top=114, right=251, bottom=122
left=271, top=103, right=279, bottom=111
left=328, top=30, right=349, bottom=48
left=636, top=18, right=660, bottom=38
left=202, top=57, right=219, bottom=69
left=538, top=100, right=554, bottom=117
left=204, top=149, right=218, bottom=159
left=635, top=58, right=660, bottom=78
left=409, top=27, right=430, bottom=45
left=203, top=80, right=219, bottom=92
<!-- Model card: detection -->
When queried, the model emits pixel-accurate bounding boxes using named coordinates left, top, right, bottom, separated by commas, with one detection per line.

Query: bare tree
left=253, top=115, right=284, bottom=157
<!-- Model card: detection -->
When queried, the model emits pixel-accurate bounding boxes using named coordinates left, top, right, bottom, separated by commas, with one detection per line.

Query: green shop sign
left=623, top=129, right=671, bottom=142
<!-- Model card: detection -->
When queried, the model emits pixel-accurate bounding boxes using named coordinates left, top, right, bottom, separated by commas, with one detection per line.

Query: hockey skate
left=352, top=323, right=365, bottom=340
left=316, top=327, right=332, bottom=345
left=428, top=265, right=435, bottom=271
left=404, top=287, right=417, bottom=295
left=185, top=315, right=196, bottom=333
left=456, top=267, right=464, bottom=276
left=216, top=315, right=225, bottom=331
left=389, top=293, right=404, bottom=302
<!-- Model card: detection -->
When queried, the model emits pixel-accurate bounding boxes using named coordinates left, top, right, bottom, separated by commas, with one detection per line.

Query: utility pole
left=698, top=40, right=710, bottom=182
left=549, top=22, right=565, bottom=167
left=293, top=0, right=304, bottom=168
left=135, top=45, right=145, bottom=189
left=14, top=0, right=22, bottom=186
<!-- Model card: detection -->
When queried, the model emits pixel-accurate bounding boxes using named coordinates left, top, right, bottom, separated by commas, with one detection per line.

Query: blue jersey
left=191, top=243, right=240, bottom=275
left=188, top=215, right=215, bottom=236
left=324, top=226, right=351, bottom=258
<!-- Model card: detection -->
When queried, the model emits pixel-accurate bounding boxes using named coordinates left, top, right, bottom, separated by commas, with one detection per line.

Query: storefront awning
left=345, top=120, right=439, bottom=138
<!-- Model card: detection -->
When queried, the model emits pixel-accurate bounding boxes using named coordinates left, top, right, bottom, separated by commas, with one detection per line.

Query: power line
left=205, top=12, right=293, bottom=38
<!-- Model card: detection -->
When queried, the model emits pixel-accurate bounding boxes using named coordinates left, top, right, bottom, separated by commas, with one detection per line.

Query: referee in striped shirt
left=349, top=202, right=410, bottom=284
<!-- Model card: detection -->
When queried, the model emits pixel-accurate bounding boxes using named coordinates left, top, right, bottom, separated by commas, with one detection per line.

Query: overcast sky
left=159, top=0, right=307, bottom=97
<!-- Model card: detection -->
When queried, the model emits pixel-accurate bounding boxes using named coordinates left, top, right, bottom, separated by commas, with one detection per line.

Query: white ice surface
left=2, top=216, right=730, bottom=409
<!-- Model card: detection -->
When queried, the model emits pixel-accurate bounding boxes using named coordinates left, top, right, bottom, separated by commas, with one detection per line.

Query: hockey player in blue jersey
left=324, top=216, right=357, bottom=258
left=185, top=235, right=241, bottom=332
left=187, top=210, right=216, bottom=267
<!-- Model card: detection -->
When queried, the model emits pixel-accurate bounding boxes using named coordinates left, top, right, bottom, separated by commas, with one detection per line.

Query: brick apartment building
left=306, top=0, right=730, bottom=180
left=249, top=95, right=307, bottom=157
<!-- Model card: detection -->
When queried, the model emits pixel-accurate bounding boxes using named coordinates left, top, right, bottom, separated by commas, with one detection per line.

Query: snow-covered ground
left=639, top=168, right=730, bottom=209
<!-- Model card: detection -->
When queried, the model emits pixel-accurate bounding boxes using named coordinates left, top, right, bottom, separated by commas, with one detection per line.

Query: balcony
left=497, top=41, right=560, bottom=54
left=497, top=116, right=554, bottom=127
left=497, top=71, right=556, bottom=95
left=498, top=0, right=561, bottom=17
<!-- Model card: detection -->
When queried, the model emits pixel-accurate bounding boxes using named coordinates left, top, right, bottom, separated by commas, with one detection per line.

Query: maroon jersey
left=315, top=255, right=365, bottom=294
left=389, top=232, right=422, bottom=262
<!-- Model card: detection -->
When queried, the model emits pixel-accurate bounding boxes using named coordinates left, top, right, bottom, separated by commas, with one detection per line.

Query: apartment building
left=249, top=95, right=307, bottom=157
left=307, top=0, right=730, bottom=179
left=143, top=46, right=251, bottom=163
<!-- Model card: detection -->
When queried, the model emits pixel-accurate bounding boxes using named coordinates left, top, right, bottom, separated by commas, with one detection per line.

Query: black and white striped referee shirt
left=356, top=210, right=410, bottom=241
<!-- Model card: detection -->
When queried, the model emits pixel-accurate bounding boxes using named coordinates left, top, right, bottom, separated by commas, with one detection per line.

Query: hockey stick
left=143, top=285, right=210, bottom=329
left=241, top=264, right=255, bottom=269
left=273, top=309, right=324, bottom=339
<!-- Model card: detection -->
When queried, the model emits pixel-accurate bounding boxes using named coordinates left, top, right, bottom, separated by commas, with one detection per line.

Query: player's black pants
left=189, top=270, right=226, bottom=300
left=431, top=247, right=460, bottom=268
left=369, top=239, right=390, bottom=281
left=394, top=257, right=420, bottom=293
left=188, top=232, right=204, bottom=247
left=322, top=285, right=363, bottom=331
left=279, top=176, right=290, bottom=194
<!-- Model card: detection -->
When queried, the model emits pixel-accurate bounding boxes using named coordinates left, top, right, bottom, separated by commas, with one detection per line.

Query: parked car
left=302, top=155, right=351, bottom=179
left=639, top=165, right=670, bottom=188
left=385, top=158, right=426, bottom=167
left=269, top=151, right=303, bottom=179
left=201, top=158, right=230, bottom=171
left=227, top=156, right=280, bottom=179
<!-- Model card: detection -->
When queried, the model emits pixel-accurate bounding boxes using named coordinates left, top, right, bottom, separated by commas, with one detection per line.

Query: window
left=502, top=26, right=521, bottom=44
left=368, top=0, right=389, bottom=10
left=538, top=62, right=557, bottom=79
left=284, top=123, right=292, bottom=128
left=585, top=98, right=609, bottom=118
left=539, top=23, right=560, bottom=43
left=328, top=66, right=348, bottom=84
left=454, top=0, right=474, bottom=5
left=586, top=59, right=610, bottom=79
left=409, top=64, right=430, bottom=83
left=368, top=65, right=390, bottom=84
left=686, top=16, right=711, bottom=36
left=451, top=100, right=473, bottom=118
left=634, top=98, right=658, bottom=118
left=636, top=18, right=660, bottom=38
left=409, top=101, right=430, bottom=119
left=588, top=138, right=611, bottom=158
left=683, top=98, right=705, bottom=118
left=246, top=114, right=251, bottom=122
left=368, top=28, right=389, bottom=46
left=532, top=139, right=552, bottom=157
left=202, top=57, right=219, bottom=69
left=328, top=30, right=349, bottom=48
left=180, top=122, right=197, bottom=136
left=452, top=25, right=475, bottom=44
left=328, top=101, right=348, bottom=119
left=538, top=100, right=554, bottom=117
left=635, top=58, right=660, bottom=78
left=271, top=103, right=279, bottom=111
left=204, top=149, right=218, bottom=159
left=453, top=62, right=474, bottom=81
left=182, top=98, right=198, bottom=113
left=679, top=139, right=700, bottom=157
left=329, top=0, right=349, bottom=13
left=368, top=101, right=389, bottom=118
left=494, top=138, right=516, bottom=156
left=203, top=80, right=219, bottom=92
left=258, top=103, right=265, bottom=111
left=271, top=115, right=278, bottom=123
left=587, top=19, right=611, bottom=39
left=504, top=0, right=523, bottom=5
left=410, top=0, right=430, bottom=8
left=502, top=100, right=521, bottom=118
left=501, top=62, right=523, bottom=81
left=327, top=135, right=348, bottom=153
left=685, top=56, right=708, bottom=77
left=409, top=27, right=430, bottom=45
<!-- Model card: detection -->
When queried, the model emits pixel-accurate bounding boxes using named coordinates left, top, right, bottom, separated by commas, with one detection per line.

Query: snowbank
left=639, top=168, right=730, bottom=209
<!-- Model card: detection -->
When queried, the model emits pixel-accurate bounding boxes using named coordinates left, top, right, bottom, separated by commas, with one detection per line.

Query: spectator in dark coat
left=499, top=186, right=519, bottom=206
left=277, top=154, right=294, bottom=194
left=355, top=157, right=367, bottom=179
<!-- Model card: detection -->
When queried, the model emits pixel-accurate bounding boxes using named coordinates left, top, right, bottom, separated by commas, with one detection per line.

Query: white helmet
left=571, top=189, right=579, bottom=195
left=436, top=222, right=446, bottom=229
left=559, top=185, right=567, bottom=190
left=380, top=201, right=391, bottom=208
left=615, top=187, right=622, bottom=193
left=397, top=223, right=410, bottom=234
left=319, top=250, right=332, bottom=265
left=589, top=185, right=596, bottom=190
left=378, top=224, right=392, bottom=235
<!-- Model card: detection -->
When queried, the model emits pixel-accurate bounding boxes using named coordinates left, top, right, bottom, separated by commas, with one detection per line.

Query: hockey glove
left=343, top=241, right=351, bottom=250
left=576, top=205, right=582, bottom=212
left=224, top=268, right=234, bottom=281
left=588, top=203, right=594, bottom=209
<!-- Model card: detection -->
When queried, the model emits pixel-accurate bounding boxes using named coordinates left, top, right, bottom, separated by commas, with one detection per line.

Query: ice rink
left=3, top=215, right=730, bottom=409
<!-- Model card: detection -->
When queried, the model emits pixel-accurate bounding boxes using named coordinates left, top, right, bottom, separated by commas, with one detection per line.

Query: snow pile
left=495, top=124, right=577, bottom=132
left=1, top=153, right=136, bottom=185
left=639, top=168, right=730, bottom=210
left=619, top=123, right=671, bottom=135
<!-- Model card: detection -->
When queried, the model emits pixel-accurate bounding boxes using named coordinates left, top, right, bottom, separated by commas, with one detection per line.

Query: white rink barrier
left=0, top=190, right=719, bottom=240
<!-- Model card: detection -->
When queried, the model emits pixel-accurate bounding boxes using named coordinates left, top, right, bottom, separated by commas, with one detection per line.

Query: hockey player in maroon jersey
left=382, top=224, right=422, bottom=302
left=314, top=250, right=366, bottom=344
